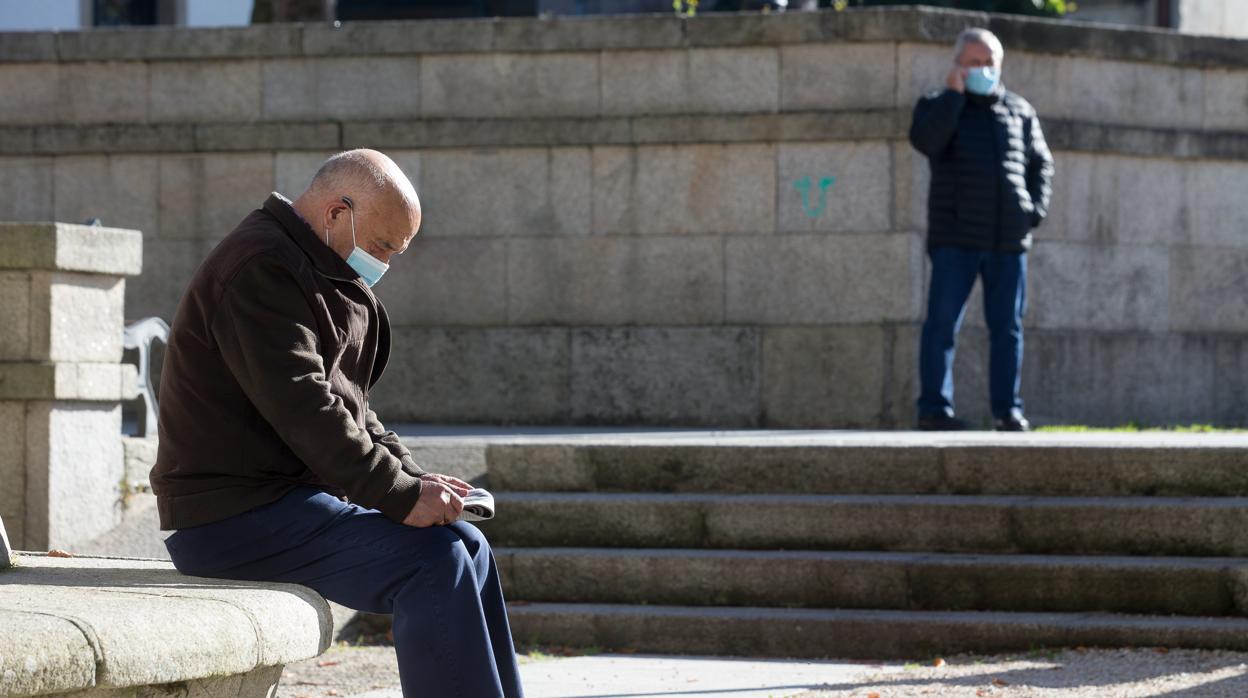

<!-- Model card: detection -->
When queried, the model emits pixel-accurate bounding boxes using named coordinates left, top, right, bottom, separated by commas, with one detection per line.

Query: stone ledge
left=0, top=554, right=330, bottom=696
left=0, top=223, right=142, bottom=276
left=0, top=113, right=1243, bottom=161
left=0, top=362, right=138, bottom=401
left=0, top=8, right=1243, bottom=68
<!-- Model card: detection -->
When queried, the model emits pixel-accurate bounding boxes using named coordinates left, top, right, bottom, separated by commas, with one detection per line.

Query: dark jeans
left=164, top=486, right=524, bottom=698
left=918, top=245, right=1027, bottom=420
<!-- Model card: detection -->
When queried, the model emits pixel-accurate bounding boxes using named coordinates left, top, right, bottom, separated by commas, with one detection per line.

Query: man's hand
left=946, top=64, right=967, bottom=93
left=421, top=472, right=472, bottom=498
left=402, top=474, right=467, bottom=528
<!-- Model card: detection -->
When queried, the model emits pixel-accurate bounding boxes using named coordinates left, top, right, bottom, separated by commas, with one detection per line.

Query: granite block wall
left=1, top=6, right=1244, bottom=427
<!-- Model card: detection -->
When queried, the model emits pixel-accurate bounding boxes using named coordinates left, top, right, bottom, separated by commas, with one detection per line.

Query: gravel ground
left=280, top=645, right=1248, bottom=697
left=793, top=648, right=1248, bottom=698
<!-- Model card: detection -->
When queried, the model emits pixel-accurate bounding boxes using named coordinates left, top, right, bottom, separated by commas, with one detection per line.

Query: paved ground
left=280, top=644, right=1248, bottom=697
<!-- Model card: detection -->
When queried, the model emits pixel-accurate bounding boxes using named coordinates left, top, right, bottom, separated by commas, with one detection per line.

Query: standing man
left=910, top=28, right=1054, bottom=432
left=151, top=149, right=525, bottom=697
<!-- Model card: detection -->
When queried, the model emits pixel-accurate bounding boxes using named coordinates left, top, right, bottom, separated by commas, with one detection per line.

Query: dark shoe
left=917, top=413, right=969, bottom=431
left=994, top=411, right=1031, bottom=432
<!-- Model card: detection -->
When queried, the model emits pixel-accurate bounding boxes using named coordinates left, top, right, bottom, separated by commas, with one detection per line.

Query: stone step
left=483, top=438, right=1248, bottom=497
left=506, top=603, right=1248, bottom=660
left=498, top=548, right=1248, bottom=617
left=479, top=492, right=1248, bottom=556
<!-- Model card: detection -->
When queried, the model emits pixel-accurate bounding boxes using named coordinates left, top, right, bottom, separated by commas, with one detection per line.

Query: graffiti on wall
left=793, top=176, right=836, bottom=218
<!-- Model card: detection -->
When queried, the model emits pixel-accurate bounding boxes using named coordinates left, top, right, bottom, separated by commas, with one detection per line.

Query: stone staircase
left=473, top=432, right=1248, bottom=659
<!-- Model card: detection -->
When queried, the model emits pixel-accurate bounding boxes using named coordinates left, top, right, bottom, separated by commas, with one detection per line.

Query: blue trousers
left=164, top=487, right=524, bottom=698
left=918, top=245, right=1027, bottom=420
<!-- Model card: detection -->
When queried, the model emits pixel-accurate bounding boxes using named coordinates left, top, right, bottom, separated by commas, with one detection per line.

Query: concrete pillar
left=0, top=222, right=141, bottom=551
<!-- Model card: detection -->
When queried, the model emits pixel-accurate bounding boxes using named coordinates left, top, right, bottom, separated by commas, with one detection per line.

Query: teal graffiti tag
left=793, top=176, right=836, bottom=218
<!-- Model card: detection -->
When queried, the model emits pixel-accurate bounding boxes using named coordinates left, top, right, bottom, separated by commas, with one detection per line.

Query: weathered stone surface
left=302, top=18, right=493, bottom=56
left=503, top=549, right=911, bottom=611
left=368, top=327, right=570, bottom=423
left=507, top=236, right=723, bottom=325
left=0, top=224, right=141, bottom=276
left=34, top=124, right=194, bottom=155
left=263, top=57, right=421, bottom=120
left=275, top=151, right=339, bottom=196
left=1001, top=51, right=1074, bottom=121
left=0, top=363, right=136, bottom=401
left=57, top=25, right=302, bottom=62
left=0, top=609, right=95, bottom=695
left=1070, top=56, right=1204, bottom=131
left=40, top=272, right=127, bottom=363
left=776, top=141, right=892, bottom=233
left=0, top=272, right=31, bottom=360
left=633, top=109, right=903, bottom=145
left=510, top=603, right=1248, bottom=660
left=592, top=144, right=775, bottom=235
left=1048, top=153, right=1186, bottom=247
left=1028, top=242, right=1170, bottom=332
left=124, top=239, right=202, bottom=322
left=122, top=436, right=158, bottom=490
left=375, top=238, right=507, bottom=326
left=421, top=53, right=599, bottom=119
left=0, top=8, right=1235, bottom=70
left=725, top=233, right=924, bottom=324
left=482, top=434, right=1248, bottom=496
left=1203, top=68, right=1248, bottom=131
left=157, top=153, right=274, bottom=241
left=62, top=62, right=148, bottom=125
left=0, top=63, right=60, bottom=126
left=894, top=42, right=952, bottom=111
left=501, top=548, right=1241, bottom=617
left=893, top=140, right=928, bottom=234
left=0, top=157, right=52, bottom=221
left=419, top=147, right=588, bottom=237
left=781, top=43, right=895, bottom=112
left=345, top=115, right=633, bottom=150
left=0, top=30, right=57, bottom=62
left=569, top=327, right=760, bottom=426
left=893, top=321, right=1225, bottom=429
left=0, top=555, right=329, bottom=692
left=491, top=14, right=685, bottom=52
left=149, top=60, right=262, bottom=123
left=601, top=48, right=778, bottom=116
left=0, top=401, right=23, bottom=547
left=1189, top=161, right=1248, bottom=248
left=1170, top=246, right=1248, bottom=333
left=481, top=493, right=707, bottom=549
left=0, top=126, right=34, bottom=154
left=193, top=122, right=340, bottom=152
left=22, top=403, right=124, bottom=550
left=53, top=155, right=159, bottom=242
left=761, top=325, right=887, bottom=428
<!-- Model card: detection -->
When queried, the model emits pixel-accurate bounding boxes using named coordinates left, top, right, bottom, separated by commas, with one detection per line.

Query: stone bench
left=0, top=553, right=331, bottom=697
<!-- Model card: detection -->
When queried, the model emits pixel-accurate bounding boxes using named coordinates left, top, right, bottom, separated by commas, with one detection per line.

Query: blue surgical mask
left=327, top=198, right=389, bottom=287
left=965, top=66, right=1001, bottom=96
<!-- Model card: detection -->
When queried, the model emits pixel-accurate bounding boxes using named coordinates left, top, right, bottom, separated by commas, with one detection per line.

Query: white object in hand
left=460, top=488, right=495, bottom=522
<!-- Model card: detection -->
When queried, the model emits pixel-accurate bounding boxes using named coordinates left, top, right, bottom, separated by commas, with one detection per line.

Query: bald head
left=293, top=149, right=421, bottom=266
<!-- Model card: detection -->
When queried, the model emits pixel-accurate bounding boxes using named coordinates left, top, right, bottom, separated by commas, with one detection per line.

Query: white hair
left=954, top=28, right=1004, bottom=67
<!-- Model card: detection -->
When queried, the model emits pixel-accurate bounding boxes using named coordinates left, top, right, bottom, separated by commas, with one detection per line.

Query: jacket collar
left=967, top=86, right=1004, bottom=108
left=263, top=193, right=361, bottom=282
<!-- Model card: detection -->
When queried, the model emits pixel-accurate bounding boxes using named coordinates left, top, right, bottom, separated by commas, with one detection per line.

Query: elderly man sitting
left=151, top=149, right=525, bottom=698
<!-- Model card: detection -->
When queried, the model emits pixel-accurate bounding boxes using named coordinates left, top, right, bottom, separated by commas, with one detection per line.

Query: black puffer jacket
left=910, top=87, right=1054, bottom=253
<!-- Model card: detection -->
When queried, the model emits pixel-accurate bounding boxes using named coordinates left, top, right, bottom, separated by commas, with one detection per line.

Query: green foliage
left=673, top=0, right=700, bottom=16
